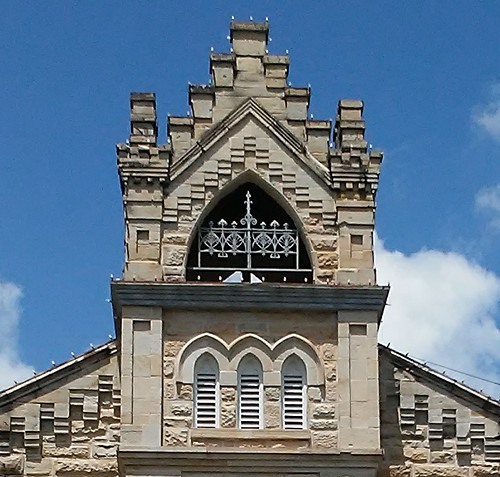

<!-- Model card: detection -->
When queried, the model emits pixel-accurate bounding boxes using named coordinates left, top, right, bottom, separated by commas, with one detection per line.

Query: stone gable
left=0, top=343, right=119, bottom=477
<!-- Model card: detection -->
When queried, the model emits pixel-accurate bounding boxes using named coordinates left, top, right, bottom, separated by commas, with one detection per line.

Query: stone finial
left=334, top=100, right=367, bottom=152
left=129, top=92, right=157, bottom=146
left=230, top=21, right=269, bottom=57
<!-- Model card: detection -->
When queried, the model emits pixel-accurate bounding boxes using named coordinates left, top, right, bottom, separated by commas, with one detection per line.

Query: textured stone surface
left=55, top=459, right=117, bottom=475
left=412, top=465, right=469, bottom=477
left=0, top=455, right=24, bottom=475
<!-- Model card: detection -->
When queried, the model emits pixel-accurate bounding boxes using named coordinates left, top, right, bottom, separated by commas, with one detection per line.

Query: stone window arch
left=281, top=355, right=307, bottom=429
left=237, top=354, right=264, bottom=429
left=273, top=334, right=324, bottom=387
left=194, top=353, right=220, bottom=428
left=186, top=180, right=312, bottom=283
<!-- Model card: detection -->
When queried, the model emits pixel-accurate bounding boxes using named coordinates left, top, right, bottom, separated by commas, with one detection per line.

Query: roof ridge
left=380, top=343, right=500, bottom=411
left=0, top=340, right=118, bottom=404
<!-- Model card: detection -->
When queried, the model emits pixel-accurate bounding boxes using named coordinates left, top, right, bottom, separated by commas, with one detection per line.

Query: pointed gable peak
left=166, top=21, right=335, bottom=171
left=169, top=97, right=330, bottom=185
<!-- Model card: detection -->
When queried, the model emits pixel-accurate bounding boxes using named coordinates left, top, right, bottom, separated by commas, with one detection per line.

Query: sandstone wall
left=161, top=118, right=339, bottom=284
left=0, top=345, right=120, bottom=477
left=379, top=349, right=500, bottom=477
left=162, top=310, right=338, bottom=450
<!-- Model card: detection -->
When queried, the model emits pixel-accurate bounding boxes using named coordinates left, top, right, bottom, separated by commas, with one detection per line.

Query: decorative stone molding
left=175, top=333, right=324, bottom=386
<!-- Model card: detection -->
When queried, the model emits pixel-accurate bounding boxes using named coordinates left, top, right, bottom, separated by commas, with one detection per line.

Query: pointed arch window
left=238, top=355, right=263, bottom=429
left=282, top=356, right=307, bottom=429
left=194, top=354, right=220, bottom=428
left=186, top=182, right=312, bottom=283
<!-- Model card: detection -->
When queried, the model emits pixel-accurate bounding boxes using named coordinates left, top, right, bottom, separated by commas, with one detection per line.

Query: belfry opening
left=186, top=182, right=312, bottom=283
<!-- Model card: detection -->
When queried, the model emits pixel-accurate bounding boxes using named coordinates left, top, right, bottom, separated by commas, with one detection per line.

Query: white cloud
left=0, top=281, right=33, bottom=390
left=375, top=235, right=500, bottom=397
left=473, top=101, right=500, bottom=140
left=475, top=184, right=500, bottom=228
left=472, top=84, right=500, bottom=141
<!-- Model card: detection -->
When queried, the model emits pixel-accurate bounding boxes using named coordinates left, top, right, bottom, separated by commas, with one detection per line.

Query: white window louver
left=195, top=356, right=219, bottom=428
left=238, top=357, right=263, bottom=429
left=282, top=357, right=306, bottom=430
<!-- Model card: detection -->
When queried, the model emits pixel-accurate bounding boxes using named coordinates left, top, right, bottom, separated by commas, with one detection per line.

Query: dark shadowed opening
left=186, top=182, right=312, bottom=283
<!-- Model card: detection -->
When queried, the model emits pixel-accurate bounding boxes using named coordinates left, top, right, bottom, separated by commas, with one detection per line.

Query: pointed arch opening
left=194, top=353, right=220, bottom=428
left=281, top=355, right=307, bottom=430
left=237, top=354, right=263, bottom=429
left=186, top=181, right=312, bottom=283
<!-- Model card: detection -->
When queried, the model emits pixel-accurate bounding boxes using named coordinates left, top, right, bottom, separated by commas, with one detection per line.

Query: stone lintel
left=306, top=120, right=332, bottom=130
left=263, top=54, right=289, bottom=65
left=285, top=87, right=310, bottom=98
left=338, top=99, right=364, bottom=112
left=130, top=92, right=156, bottom=102
left=210, top=53, right=234, bottom=64
left=190, top=428, right=310, bottom=441
left=168, top=117, right=194, bottom=127
left=230, top=21, right=269, bottom=38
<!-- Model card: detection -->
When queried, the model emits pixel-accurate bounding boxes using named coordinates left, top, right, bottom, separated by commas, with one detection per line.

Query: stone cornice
left=118, top=447, right=382, bottom=469
left=111, top=281, right=389, bottom=319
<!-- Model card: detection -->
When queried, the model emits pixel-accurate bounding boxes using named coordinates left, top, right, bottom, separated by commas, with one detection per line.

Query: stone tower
left=1, top=20, right=499, bottom=477
left=113, top=20, right=387, bottom=477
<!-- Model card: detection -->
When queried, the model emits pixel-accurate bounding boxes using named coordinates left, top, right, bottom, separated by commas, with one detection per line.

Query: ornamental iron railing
left=196, top=191, right=304, bottom=271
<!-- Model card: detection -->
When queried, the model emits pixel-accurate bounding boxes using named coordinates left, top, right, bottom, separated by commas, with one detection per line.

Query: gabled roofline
left=0, top=341, right=118, bottom=409
left=380, top=344, right=500, bottom=416
left=169, top=98, right=330, bottom=186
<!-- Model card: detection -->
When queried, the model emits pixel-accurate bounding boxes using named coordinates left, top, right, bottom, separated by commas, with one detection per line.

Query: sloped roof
left=380, top=343, right=500, bottom=417
left=0, top=340, right=118, bottom=408
left=2, top=339, right=498, bottom=418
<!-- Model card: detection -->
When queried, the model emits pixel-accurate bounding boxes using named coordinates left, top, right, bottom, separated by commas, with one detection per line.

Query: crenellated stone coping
left=230, top=20, right=270, bottom=36
left=334, top=99, right=367, bottom=152
left=263, top=55, right=290, bottom=66
left=285, top=87, right=311, bottom=99
left=306, top=120, right=332, bottom=130
left=129, top=92, right=158, bottom=146
left=117, top=144, right=171, bottom=161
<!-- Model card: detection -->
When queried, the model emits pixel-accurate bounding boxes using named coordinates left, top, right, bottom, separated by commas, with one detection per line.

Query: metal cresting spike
left=245, top=190, right=252, bottom=216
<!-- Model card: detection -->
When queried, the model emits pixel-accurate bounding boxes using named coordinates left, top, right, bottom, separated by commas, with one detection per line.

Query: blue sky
left=1, top=2, right=500, bottom=394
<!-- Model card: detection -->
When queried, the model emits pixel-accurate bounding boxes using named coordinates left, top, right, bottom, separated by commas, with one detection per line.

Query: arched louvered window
left=282, top=356, right=307, bottom=429
left=194, top=354, right=220, bottom=428
left=238, top=355, right=263, bottom=429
